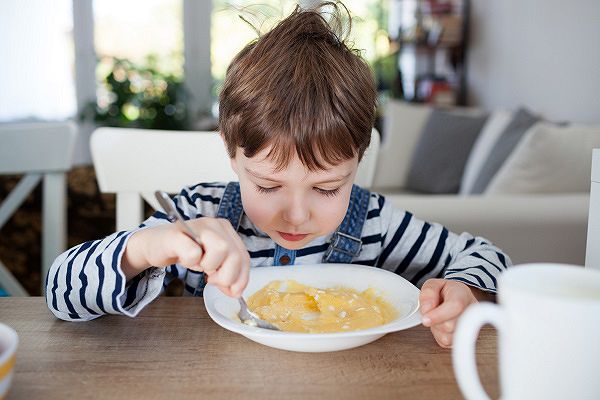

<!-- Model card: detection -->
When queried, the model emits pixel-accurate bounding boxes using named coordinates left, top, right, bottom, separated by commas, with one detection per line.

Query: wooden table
left=0, top=298, right=499, bottom=399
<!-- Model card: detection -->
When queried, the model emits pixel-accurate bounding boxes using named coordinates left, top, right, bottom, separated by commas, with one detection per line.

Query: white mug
left=453, top=263, right=600, bottom=400
left=0, top=322, right=18, bottom=399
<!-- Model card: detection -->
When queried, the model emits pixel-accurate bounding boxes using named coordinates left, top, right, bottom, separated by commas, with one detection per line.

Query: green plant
left=81, top=56, right=190, bottom=130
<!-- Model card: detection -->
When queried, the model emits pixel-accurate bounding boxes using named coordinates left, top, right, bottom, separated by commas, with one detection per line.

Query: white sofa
left=372, top=101, right=591, bottom=265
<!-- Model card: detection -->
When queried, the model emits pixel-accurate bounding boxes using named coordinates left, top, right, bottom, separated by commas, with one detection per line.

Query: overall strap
left=322, top=184, right=371, bottom=264
left=216, top=182, right=244, bottom=230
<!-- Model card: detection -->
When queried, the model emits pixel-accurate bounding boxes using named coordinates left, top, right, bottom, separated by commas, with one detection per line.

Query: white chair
left=0, top=122, right=77, bottom=295
left=355, top=128, right=380, bottom=190
left=90, top=127, right=380, bottom=231
left=586, top=148, right=600, bottom=269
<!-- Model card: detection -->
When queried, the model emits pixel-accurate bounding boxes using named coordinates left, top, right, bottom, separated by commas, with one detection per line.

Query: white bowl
left=0, top=323, right=18, bottom=398
left=204, top=264, right=422, bottom=352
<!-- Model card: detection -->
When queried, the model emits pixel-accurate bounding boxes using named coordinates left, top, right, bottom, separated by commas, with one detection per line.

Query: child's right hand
left=122, top=218, right=250, bottom=298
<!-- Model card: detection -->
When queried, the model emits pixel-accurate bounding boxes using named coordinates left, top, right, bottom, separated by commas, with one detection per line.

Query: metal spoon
left=237, top=296, right=280, bottom=330
left=154, top=190, right=279, bottom=331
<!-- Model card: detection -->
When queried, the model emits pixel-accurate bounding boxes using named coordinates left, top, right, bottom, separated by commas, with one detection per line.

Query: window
left=92, top=0, right=186, bottom=129
left=93, top=0, right=184, bottom=76
left=0, top=0, right=75, bottom=122
left=211, top=0, right=388, bottom=100
left=211, top=0, right=298, bottom=95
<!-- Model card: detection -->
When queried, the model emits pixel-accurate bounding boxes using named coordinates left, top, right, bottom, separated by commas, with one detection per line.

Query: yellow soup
left=247, top=280, right=398, bottom=333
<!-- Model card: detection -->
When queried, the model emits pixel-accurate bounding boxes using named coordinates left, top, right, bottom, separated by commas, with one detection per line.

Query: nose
left=281, top=193, right=310, bottom=227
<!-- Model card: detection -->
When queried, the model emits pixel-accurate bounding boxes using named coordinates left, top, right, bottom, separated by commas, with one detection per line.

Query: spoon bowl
left=238, top=297, right=280, bottom=330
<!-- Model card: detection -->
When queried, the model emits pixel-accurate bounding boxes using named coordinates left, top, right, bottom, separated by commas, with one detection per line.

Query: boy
left=47, top=3, right=509, bottom=348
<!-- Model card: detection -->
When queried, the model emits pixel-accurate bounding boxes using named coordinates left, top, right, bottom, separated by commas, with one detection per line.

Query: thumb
left=419, top=279, right=445, bottom=315
left=206, top=273, right=235, bottom=298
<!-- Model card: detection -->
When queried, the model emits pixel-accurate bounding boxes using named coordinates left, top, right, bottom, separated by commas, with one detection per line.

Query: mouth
left=277, top=231, right=309, bottom=242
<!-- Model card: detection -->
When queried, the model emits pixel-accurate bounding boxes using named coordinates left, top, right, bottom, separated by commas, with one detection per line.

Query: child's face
left=231, top=146, right=359, bottom=250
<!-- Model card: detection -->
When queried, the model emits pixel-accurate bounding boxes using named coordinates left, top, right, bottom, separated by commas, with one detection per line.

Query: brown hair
left=218, top=2, right=377, bottom=171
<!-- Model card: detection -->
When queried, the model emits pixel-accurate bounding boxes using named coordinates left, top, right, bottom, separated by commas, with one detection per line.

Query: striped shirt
left=46, top=182, right=511, bottom=321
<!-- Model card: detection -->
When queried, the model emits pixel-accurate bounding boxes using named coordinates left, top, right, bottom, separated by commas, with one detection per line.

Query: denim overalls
left=190, top=181, right=370, bottom=295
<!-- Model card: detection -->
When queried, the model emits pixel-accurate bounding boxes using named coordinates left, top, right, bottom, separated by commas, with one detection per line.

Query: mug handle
left=452, top=303, right=504, bottom=400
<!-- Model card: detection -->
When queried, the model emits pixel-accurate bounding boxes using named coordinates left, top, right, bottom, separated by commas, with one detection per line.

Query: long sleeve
left=45, top=182, right=226, bottom=321
left=372, top=193, right=511, bottom=292
left=45, top=229, right=169, bottom=321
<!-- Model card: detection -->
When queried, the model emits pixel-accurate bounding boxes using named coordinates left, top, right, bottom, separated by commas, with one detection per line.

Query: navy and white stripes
left=46, top=182, right=511, bottom=321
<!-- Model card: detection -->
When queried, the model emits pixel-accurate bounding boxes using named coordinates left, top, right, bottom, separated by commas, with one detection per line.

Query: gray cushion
left=470, top=108, right=540, bottom=194
left=406, top=109, right=488, bottom=194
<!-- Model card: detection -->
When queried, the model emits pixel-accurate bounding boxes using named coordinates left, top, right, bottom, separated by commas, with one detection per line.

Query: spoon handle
left=154, top=190, right=203, bottom=246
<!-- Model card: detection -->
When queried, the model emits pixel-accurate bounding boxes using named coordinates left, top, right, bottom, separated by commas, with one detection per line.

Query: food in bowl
left=247, top=279, right=398, bottom=333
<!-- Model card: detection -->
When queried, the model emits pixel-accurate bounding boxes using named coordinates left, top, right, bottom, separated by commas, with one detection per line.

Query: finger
left=213, top=282, right=236, bottom=298
left=218, top=219, right=250, bottom=297
left=205, top=253, right=242, bottom=289
left=419, top=279, right=445, bottom=315
left=206, top=275, right=239, bottom=299
left=197, top=237, right=228, bottom=274
left=422, top=299, right=466, bottom=327
left=172, top=233, right=204, bottom=268
left=431, top=326, right=453, bottom=348
left=438, top=318, right=456, bottom=334
left=229, top=258, right=250, bottom=297
left=219, top=218, right=240, bottom=239
left=220, top=219, right=249, bottom=257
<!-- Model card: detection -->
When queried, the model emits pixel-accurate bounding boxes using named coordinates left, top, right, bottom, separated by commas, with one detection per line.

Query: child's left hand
left=419, top=279, right=493, bottom=348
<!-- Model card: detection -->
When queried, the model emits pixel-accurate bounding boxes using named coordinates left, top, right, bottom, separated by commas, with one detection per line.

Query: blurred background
left=1, top=0, right=599, bottom=295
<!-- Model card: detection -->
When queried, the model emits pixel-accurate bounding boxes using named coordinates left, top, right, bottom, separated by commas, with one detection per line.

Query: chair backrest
left=586, top=148, right=600, bottom=269
left=91, top=127, right=380, bottom=231
left=0, top=122, right=77, bottom=295
left=0, top=122, right=77, bottom=174
left=356, top=128, right=380, bottom=189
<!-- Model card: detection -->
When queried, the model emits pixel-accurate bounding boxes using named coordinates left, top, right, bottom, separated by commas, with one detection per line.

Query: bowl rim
left=204, top=263, right=422, bottom=339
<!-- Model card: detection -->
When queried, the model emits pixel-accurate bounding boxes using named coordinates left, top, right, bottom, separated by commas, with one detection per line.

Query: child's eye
left=255, top=185, right=279, bottom=194
left=314, top=187, right=340, bottom=197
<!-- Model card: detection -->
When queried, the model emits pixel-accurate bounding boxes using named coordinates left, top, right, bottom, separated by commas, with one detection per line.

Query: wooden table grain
left=0, top=297, right=499, bottom=399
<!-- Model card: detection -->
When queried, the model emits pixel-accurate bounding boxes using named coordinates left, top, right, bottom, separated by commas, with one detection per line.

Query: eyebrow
left=245, top=168, right=351, bottom=185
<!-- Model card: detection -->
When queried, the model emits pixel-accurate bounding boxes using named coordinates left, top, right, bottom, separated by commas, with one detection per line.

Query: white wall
left=467, top=0, right=600, bottom=124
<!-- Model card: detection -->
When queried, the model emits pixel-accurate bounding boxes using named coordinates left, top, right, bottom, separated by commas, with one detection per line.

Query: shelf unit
left=388, top=0, right=469, bottom=106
